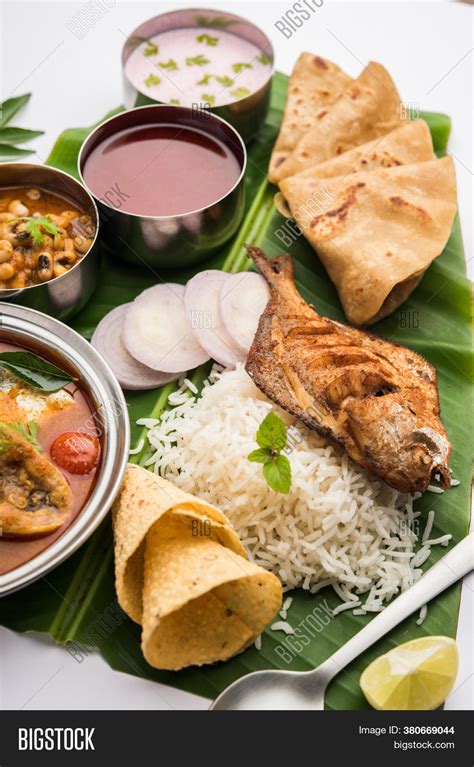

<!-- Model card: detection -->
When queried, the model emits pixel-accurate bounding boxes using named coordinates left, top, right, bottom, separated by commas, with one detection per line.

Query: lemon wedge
left=360, top=636, right=459, bottom=710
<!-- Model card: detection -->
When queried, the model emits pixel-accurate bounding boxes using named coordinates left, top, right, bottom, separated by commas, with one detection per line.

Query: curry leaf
left=0, top=95, right=43, bottom=155
left=0, top=352, right=74, bottom=392
left=0, top=126, right=44, bottom=145
left=263, top=455, right=292, bottom=494
left=0, top=93, right=30, bottom=126
left=0, top=144, right=34, bottom=159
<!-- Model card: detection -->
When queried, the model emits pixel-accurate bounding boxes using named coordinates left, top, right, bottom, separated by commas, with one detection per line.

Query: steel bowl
left=122, top=8, right=274, bottom=144
left=78, top=105, right=247, bottom=270
left=0, top=163, right=100, bottom=321
left=0, top=303, right=129, bottom=596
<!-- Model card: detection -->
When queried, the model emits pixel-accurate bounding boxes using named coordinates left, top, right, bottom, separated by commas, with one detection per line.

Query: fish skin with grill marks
left=245, top=246, right=451, bottom=494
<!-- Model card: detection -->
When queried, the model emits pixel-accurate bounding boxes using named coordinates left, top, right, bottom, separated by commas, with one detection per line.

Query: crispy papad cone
left=273, top=62, right=403, bottom=183
left=113, top=464, right=246, bottom=623
left=141, top=516, right=282, bottom=670
left=275, top=120, right=435, bottom=217
left=280, top=156, right=457, bottom=325
left=268, top=53, right=352, bottom=182
left=113, top=465, right=282, bottom=669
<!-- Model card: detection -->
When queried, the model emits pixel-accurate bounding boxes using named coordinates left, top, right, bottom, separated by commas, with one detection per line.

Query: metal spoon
left=211, top=532, right=473, bottom=710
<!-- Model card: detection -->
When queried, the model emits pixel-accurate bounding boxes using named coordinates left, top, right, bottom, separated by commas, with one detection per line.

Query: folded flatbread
left=275, top=120, right=435, bottom=218
left=113, top=464, right=282, bottom=670
left=280, top=157, right=457, bottom=325
left=273, top=62, right=404, bottom=183
left=268, top=53, right=352, bottom=182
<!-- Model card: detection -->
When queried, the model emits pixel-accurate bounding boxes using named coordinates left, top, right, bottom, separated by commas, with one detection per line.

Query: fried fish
left=245, top=246, right=451, bottom=493
left=0, top=423, right=72, bottom=537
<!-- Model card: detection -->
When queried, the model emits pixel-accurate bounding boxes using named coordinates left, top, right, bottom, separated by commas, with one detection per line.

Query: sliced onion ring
left=184, top=270, right=245, bottom=369
left=124, top=284, right=209, bottom=374
left=219, top=271, right=270, bottom=356
left=91, top=305, right=180, bottom=390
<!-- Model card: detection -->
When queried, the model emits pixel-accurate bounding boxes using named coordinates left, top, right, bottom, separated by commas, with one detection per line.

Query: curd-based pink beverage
left=125, top=27, right=271, bottom=108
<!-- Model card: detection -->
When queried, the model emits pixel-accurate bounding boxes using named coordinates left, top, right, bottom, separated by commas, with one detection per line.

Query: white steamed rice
left=139, top=364, right=452, bottom=614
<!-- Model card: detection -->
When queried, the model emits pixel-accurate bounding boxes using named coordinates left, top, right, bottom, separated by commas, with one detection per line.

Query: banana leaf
left=0, top=72, right=471, bottom=709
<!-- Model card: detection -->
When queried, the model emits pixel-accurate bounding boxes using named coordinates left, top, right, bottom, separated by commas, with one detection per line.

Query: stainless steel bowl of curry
left=0, top=164, right=100, bottom=321
left=0, top=303, right=129, bottom=596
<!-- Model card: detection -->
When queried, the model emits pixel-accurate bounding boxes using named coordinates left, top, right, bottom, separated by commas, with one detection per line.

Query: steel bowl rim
left=77, top=103, right=248, bottom=221
left=0, top=162, right=100, bottom=296
left=121, top=6, right=275, bottom=110
left=0, top=302, right=130, bottom=596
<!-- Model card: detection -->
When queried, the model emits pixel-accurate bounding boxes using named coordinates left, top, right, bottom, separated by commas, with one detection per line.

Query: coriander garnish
left=144, top=41, right=158, bottom=57
left=196, top=15, right=236, bottom=29
left=201, top=94, right=215, bottom=106
left=248, top=412, right=292, bottom=494
left=232, top=62, right=252, bottom=74
left=186, top=54, right=210, bottom=67
left=215, top=75, right=233, bottom=88
left=144, top=73, right=160, bottom=87
left=230, top=87, right=250, bottom=100
left=197, top=73, right=213, bottom=85
left=196, top=33, right=219, bottom=46
left=158, top=59, right=178, bottom=71
left=11, top=215, right=60, bottom=246
left=4, top=420, right=41, bottom=451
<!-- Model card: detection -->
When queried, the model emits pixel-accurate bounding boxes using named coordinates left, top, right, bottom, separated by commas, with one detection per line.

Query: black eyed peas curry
left=0, top=187, right=96, bottom=289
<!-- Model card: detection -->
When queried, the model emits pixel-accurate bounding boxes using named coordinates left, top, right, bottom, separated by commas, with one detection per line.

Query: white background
left=0, top=0, right=472, bottom=711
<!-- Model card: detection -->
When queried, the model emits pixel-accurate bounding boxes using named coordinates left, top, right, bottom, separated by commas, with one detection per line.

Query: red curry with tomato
left=0, top=339, right=101, bottom=575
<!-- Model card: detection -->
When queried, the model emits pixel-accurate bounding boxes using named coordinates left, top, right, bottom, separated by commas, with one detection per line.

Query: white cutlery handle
left=319, top=532, right=474, bottom=679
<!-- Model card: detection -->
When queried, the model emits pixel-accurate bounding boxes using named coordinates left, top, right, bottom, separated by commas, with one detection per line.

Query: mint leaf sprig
left=248, top=412, right=292, bottom=494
